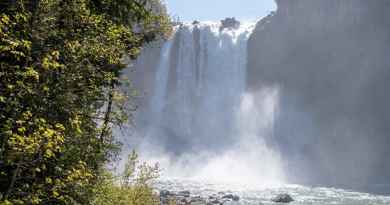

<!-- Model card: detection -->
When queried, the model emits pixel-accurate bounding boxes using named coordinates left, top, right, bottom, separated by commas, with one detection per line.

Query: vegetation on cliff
left=0, top=0, right=171, bottom=204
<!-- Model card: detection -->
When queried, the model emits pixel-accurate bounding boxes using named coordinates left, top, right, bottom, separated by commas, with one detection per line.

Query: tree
left=0, top=0, right=171, bottom=204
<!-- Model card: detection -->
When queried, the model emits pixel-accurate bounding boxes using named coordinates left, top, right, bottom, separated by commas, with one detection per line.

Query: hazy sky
left=164, top=0, right=277, bottom=22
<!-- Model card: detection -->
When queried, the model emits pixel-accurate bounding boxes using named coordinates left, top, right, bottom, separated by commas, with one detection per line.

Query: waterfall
left=127, top=21, right=285, bottom=186
left=150, top=39, right=173, bottom=120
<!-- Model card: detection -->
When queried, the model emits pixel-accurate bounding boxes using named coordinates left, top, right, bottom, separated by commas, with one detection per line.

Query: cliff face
left=248, top=0, right=390, bottom=189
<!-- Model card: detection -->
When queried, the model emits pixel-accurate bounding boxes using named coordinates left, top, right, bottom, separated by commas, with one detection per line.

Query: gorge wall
left=248, top=0, right=390, bottom=189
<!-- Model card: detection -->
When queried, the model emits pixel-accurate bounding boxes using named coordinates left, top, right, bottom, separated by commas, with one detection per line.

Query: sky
left=164, top=0, right=277, bottom=22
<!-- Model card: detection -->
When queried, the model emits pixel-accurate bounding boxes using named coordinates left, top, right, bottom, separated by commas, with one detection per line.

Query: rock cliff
left=248, top=0, right=390, bottom=190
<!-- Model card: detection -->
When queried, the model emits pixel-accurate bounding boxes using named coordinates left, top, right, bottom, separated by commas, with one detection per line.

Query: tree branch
left=5, top=163, right=21, bottom=199
left=99, top=81, right=115, bottom=145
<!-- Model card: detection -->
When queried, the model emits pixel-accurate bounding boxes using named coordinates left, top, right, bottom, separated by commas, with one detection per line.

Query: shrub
left=91, top=151, right=160, bottom=205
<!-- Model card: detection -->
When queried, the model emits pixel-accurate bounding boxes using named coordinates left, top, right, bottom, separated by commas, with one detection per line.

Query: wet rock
left=179, top=197, right=189, bottom=204
left=271, top=194, right=294, bottom=203
left=207, top=199, right=222, bottom=205
left=178, top=190, right=191, bottom=197
left=191, top=196, right=206, bottom=205
left=193, top=20, right=200, bottom=25
left=160, top=190, right=171, bottom=197
left=159, top=189, right=242, bottom=205
left=222, top=194, right=240, bottom=201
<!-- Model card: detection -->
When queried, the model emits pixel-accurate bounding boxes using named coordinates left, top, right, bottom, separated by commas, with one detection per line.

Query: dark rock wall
left=248, top=0, right=390, bottom=189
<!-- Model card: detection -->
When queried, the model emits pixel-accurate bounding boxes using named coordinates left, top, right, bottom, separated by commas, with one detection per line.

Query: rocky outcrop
left=247, top=0, right=390, bottom=188
left=159, top=190, right=240, bottom=205
left=271, top=194, right=294, bottom=203
left=220, top=17, right=240, bottom=31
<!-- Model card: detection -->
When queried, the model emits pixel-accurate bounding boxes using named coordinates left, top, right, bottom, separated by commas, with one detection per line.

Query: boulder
left=222, top=194, right=240, bottom=201
left=178, top=190, right=191, bottom=197
left=160, top=190, right=171, bottom=197
left=207, top=199, right=222, bottom=205
left=271, top=194, right=294, bottom=203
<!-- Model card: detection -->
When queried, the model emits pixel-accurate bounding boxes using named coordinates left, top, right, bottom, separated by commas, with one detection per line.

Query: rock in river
left=271, top=194, right=294, bottom=203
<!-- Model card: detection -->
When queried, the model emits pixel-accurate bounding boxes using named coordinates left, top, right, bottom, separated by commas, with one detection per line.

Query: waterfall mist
left=120, top=21, right=285, bottom=186
left=114, top=0, right=390, bottom=197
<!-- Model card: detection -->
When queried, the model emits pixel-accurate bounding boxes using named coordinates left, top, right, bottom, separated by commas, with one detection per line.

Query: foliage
left=91, top=151, right=160, bottom=205
left=0, top=0, right=171, bottom=204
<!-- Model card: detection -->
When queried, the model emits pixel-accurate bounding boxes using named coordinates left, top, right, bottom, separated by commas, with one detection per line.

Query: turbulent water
left=155, top=179, right=390, bottom=205
left=123, top=21, right=390, bottom=204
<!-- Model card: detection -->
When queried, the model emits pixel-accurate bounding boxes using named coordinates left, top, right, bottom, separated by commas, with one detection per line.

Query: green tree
left=0, top=0, right=171, bottom=204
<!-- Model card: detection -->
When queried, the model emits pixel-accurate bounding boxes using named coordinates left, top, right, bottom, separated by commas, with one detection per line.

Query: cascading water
left=127, top=21, right=285, bottom=186
left=120, top=20, right=390, bottom=205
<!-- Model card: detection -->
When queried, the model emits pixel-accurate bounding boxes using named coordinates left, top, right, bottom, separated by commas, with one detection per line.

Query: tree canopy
left=0, top=0, right=171, bottom=204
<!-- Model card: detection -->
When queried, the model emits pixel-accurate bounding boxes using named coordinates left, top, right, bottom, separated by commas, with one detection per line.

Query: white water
left=156, top=179, right=390, bottom=205
left=123, top=21, right=390, bottom=204
left=129, top=21, right=285, bottom=186
left=149, top=38, right=174, bottom=123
